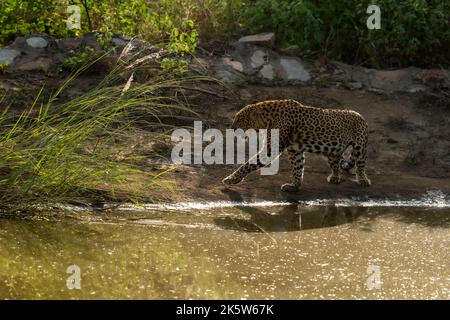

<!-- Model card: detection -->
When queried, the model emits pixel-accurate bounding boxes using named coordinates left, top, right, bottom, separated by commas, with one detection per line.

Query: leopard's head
left=231, top=105, right=268, bottom=130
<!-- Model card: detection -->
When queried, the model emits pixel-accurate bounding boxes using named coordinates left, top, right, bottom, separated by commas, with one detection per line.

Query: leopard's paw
left=327, top=174, right=342, bottom=184
left=281, top=183, right=300, bottom=192
left=358, top=178, right=371, bottom=187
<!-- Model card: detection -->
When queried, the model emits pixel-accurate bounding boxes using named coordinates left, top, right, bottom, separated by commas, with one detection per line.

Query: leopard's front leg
left=222, top=157, right=263, bottom=185
left=222, top=129, right=287, bottom=186
left=281, top=150, right=305, bottom=192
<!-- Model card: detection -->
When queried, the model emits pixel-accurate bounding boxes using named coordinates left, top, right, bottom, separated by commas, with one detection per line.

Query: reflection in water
left=0, top=204, right=449, bottom=299
left=213, top=205, right=370, bottom=232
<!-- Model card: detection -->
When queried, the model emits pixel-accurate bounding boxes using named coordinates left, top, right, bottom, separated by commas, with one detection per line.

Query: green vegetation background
left=1, top=0, right=449, bottom=68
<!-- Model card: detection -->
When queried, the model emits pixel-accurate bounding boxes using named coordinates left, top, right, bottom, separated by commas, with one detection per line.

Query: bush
left=0, top=0, right=241, bottom=44
left=1, top=1, right=448, bottom=68
left=238, top=0, right=450, bottom=68
left=0, top=0, right=74, bottom=44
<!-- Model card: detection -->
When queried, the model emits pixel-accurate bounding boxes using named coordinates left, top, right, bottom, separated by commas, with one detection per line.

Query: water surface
left=0, top=201, right=449, bottom=299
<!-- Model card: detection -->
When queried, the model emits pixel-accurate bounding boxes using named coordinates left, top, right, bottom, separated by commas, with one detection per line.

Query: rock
left=81, top=33, right=102, bottom=51
left=333, top=62, right=429, bottom=93
left=215, top=69, right=244, bottom=84
left=0, top=48, right=20, bottom=65
left=57, top=38, right=82, bottom=51
left=238, top=33, right=276, bottom=48
left=111, top=37, right=128, bottom=48
left=415, top=69, right=449, bottom=83
left=279, top=45, right=300, bottom=56
left=415, top=69, right=450, bottom=89
left=370, top=68, right=418, bottom=92
left=221, top=57, right=243, bottom=73
left=407, top=85, right=427, bottom=93
left=121, top=35, right=133, bottom=41
left=259, top=64, right=275, bottom=80
left=345, top=81, right=363, bottom=90
left=333, top=62, right=371, bottom=85
left=26, top=37, right=48, bottom=48
left=279, top=57, right=311, bottom=81
left=229, top=42, right=311, bottom=82
left=15, top=57, right=53, bottom=72
left=250, top=50, right=269, bottom=68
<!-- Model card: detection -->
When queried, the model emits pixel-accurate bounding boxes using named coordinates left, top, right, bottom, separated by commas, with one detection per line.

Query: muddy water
left=0, top=202, right=449, bottom=299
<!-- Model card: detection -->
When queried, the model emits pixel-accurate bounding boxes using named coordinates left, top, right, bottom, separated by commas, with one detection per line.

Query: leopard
left=222, top=99, right=371, bottom=192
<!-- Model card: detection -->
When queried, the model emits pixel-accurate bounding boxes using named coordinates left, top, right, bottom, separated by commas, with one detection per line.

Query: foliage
left=58, top=47, right=96, bottom=71
left=0, top=62, right=10, bottom=74
left=161, top=20, right=198, bottom=75
left=0, top=0, right=240, bottom=44
left=95, top=30, right=114, bottom=52
left=238, top=0, right=450, bottom=68
left=0, top=0, right=449, bottom=68
left=0, top=0, right=76, bottom=44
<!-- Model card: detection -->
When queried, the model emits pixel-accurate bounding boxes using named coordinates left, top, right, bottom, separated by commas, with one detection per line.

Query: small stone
left=26, top=37, right=48, bottom=48
left=407, top=85, right=427, bottom=93
left=221, top=57, right=244, bottom=73
left=0, top=48, right=20, bottom=64
left=238, top=33, right=276, bottom=48
left=346, top=81, right=363, bottom=90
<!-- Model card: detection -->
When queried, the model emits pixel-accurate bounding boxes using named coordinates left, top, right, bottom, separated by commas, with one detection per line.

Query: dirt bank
left=170, top=83, right=450, bottom=203
left=1, top=70, right=449, bottom=205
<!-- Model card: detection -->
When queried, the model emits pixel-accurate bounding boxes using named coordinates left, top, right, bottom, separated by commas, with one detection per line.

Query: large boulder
left=238, top=33, right=276, bottom=48
left=226, top=42, right=312, bottom=82
left=332, top=62, right=435, bottom=93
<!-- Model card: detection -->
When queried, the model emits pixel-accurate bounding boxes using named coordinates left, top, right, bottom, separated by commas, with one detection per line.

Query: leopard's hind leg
left=327, top=154, right=343, bottom=184
left=355, top=143, right=371, bottom=186
left=345, top=137, right=370, bottom=186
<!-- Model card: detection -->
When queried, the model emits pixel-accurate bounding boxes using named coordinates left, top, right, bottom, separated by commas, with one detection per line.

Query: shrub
left=1, top=1, right=448, bottom=68
left=161, top=20, right=198, bottom=75
left=0, top=0, right=76, bottom=44
left=238, top=0, right=450, bottom=68
left=0, top=0, right=241, bottom=44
